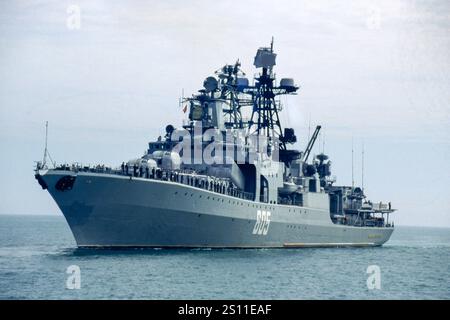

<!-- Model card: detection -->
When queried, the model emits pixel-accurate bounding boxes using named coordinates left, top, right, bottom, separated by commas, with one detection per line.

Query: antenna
left=179, top=88, right=184, bottom=109
left=319, top=131, right=322, bottom=153
left=322, top=131, right=325, bottom=153
left=362, top=141, right=365, bottom=192
left=307, top=114, right=311, bottom=142
left=41, top=121, right=55, bottom=169
left=351, top=137, right=354, bottom=191
left=42, top=121, right=48, bottom=166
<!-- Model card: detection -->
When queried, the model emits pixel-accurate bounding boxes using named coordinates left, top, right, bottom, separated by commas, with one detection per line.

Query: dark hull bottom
left=77, top=245, right=380, bottom=249
left=61, top=207, right=392, bottom=248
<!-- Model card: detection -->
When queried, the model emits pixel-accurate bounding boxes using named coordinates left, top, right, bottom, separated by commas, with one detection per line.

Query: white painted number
left=252, top=210, right=271, bottom=235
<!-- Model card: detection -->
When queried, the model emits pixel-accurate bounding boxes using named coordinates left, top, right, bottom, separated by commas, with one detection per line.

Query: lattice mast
left=248, top=39, right=299, bottom=151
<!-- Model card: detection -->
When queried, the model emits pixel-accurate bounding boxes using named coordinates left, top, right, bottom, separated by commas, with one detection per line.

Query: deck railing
left=43, top=163, right=254, bottom=201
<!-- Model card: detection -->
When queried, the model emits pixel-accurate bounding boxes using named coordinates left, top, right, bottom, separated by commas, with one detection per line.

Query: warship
left=35, top=41, right=396, bottom=248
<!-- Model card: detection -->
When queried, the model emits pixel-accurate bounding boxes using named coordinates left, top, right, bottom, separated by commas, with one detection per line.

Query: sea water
left=0, top=214, right=448, bottom=299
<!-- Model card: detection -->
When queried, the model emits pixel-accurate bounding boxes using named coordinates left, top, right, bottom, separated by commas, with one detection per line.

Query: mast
left=307, top=114, right=311, bottom=142
left=216, top=60, right=246, bottom=129
left=351, top=138, right=354, bottom=190
left=249, top=44, right=280, bottom=142
left=41, top=121, right=55, bottom=168
left=362, top=141, right=365, bottom=192
left=321, top=131, right=325, bottom=153
left=42, top=121, right=48, bottom=167
left=247, top=39, right=298, bottom=151
left=183, top=40, right=299, bottom=160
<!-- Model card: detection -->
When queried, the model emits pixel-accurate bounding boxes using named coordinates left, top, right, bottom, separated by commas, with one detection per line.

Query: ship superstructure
left=35, top=42, right=395, bottom=248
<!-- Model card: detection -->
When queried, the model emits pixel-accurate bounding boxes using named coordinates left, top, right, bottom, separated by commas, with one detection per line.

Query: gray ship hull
left=38, top=170, right=393, bottom=248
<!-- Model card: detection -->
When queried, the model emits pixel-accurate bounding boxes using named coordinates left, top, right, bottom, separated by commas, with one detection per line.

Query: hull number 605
left=252, top=210, right=271, bottom=235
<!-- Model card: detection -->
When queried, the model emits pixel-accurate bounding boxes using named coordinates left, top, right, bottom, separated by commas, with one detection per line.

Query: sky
left=0, top=0, right=449, bottom=227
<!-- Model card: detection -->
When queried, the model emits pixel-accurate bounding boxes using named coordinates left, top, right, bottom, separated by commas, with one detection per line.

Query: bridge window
left=309, top=179, right=317, bottom=192
left=260, top=175, right=269, bottom=203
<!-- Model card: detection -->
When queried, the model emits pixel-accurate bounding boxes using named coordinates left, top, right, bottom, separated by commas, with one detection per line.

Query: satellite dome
left=203, top=76, right=218, bottom=92
left=236, top=77, right=249, bottom=92
left=280, top=78, right=295, bottom=87
left=280, top=78, right=297, bottom=93
left=316, top=153, right=329, bottom=162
